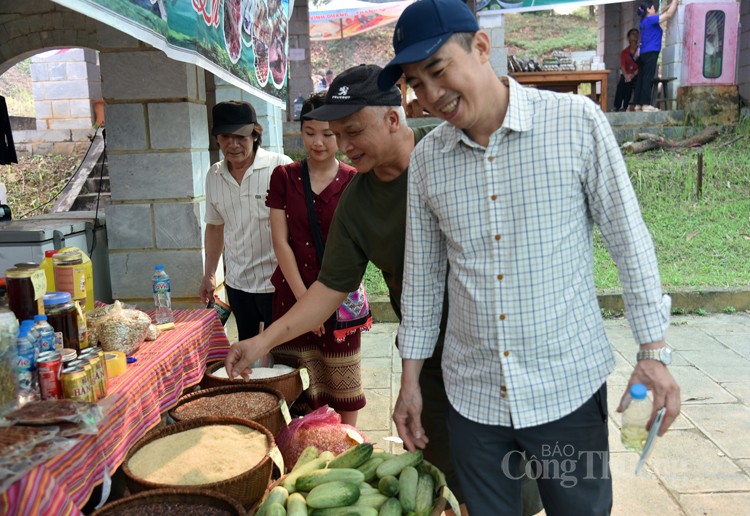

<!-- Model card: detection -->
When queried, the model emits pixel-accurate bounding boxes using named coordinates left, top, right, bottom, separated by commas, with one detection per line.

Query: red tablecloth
left=0, top=308, right=231, bottom=515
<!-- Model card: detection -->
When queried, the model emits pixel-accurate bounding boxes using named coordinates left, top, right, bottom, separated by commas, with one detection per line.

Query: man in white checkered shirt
left=378, top=0, right=681, bottom=513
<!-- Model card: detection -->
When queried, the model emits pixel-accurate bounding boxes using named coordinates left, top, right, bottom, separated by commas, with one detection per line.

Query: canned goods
left=61, top=365, right=91, bottom=401
left=67, top=359, right=96, bottom=402
left=79, top=349, right=107, bottom=400
left=38, top=351, right=62, bottom=400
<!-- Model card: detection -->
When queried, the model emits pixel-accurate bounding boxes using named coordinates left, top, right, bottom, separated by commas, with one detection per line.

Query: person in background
left=631, top=0, right=679, bottom=112
left=377, top=0, right=680, bottom=513
left=314, top=69, right=335, bottom=93
left=265, top=93, right=365, bottom=425
left=199, top=101, right=292, bottom=340
left=614, top=28, right=640, bottom=112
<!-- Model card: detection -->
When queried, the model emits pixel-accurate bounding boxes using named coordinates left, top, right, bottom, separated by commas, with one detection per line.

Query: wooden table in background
left=509, top=70, right=611, bottom=112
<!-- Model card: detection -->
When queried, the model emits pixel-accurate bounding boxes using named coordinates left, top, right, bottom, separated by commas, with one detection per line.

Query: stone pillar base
left=677, top=85, right=740, bottom=125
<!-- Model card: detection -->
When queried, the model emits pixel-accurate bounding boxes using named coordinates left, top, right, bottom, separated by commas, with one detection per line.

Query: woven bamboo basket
left=168, top=384, right=286, bottom=436
left=202, top=353, right=304, bottom=405
left=91, top=488, right=245, bottom=515
left=122, top=417, right=275, bottom=508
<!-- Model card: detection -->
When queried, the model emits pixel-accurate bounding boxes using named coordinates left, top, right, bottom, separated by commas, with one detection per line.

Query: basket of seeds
left=168, top=384, right=286, bottom=436
left=122, top=417, right=277, bottom=508
left=202, top=353, right=305, bottom=405
left=91, top=488, right=245, bottom=516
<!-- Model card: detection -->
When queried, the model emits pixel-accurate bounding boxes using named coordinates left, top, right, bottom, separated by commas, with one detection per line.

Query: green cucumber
left=293, top=446, right=320, bottom=471
left=305, top=480, right=360, bottom=509
left=295, top=468, right=365, bottom=492
left=287, top=492, right=308, bottom=516
left=376, top=450, right=423, bottom=479
left=266, top=502, right=287, bottom=516
left=377, top=475, right=400, bottom=497
left=357, top=456, right=385, bottom=483
left=378, top=497, right=402, bottom=516
left=282, top=456, right=329, bottom=493
left=414, top=472, right=435, bottom=514
left=398, top=466, right=419, bottom=512
left=310, top=507, right=378, bottom=516
left=354, top=492, right=389, bottom=509
left=359, top=482, right=380, bottom=494
left=328, top=443, right=374, bottom=469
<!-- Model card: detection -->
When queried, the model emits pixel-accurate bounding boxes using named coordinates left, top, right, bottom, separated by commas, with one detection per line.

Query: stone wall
left=479, top=12, right=507, bottom=77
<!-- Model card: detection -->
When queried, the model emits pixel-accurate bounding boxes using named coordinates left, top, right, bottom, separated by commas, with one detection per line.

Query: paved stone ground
left=355, top=313, right=750, bottom=515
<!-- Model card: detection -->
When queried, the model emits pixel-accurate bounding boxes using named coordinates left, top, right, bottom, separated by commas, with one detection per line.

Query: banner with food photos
left=51, top=0, right=290, bottom=107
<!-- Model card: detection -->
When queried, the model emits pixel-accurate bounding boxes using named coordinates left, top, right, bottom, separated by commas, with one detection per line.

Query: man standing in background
left=199, top=101, right=292, bottom=340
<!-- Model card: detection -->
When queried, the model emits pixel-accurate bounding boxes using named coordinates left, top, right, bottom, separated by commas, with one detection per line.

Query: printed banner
left=51, top=0, right=290, bottom=107
left=309, top=0, right=413, bottom=41
left=478, top=0, right=623, bottom=15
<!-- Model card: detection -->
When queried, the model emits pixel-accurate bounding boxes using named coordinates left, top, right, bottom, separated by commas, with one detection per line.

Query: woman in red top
left=265, top=94, right=365, bottom=424
left=614, top=28, right=640, bottom=111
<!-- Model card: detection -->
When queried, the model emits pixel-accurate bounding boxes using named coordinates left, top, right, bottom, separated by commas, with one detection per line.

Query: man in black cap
left=200, top=101, right=292, bottom=340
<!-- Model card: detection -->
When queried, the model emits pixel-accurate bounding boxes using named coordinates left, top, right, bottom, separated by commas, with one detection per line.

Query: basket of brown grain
left=168, top=384, right=286, bottom=436
left=90, top=487, right=245, bottom=516
left=202, top=353, right=305, bottom=405
left=122, top=417, right=276, bottom=509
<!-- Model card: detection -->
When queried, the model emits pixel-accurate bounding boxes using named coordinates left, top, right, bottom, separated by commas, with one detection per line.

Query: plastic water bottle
left=16, top=328, right=40, bottom=405
left=621, top=383, right=651, bottom=452
left=152, top=265, right=174, bottom=324
left=34, top=314, right=56, bottom=353
left=20, top=320, right=39, bottom=356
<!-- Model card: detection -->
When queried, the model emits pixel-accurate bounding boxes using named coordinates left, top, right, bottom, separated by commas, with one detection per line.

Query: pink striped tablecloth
left=0, top=308, right=230, bottom=516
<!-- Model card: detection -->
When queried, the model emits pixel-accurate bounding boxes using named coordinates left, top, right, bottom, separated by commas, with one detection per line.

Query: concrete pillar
left=97, top=26, right=210, bottom=307
left=480, top=13, right=508, bottom=77
left=741, top=0, right=750, bottom=102
left=662, top=1, right=686, bottom=89
left=599, top=3, right=623, bottom=111
left=287, top=0, right=313, bottom=120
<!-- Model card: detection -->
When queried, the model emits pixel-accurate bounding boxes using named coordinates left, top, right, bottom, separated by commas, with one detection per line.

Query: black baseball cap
left=211, top=101, right=257, bottom=136
left=378, top=0, right=479, bottom=91
left=306, top=64, right=402, bottom=121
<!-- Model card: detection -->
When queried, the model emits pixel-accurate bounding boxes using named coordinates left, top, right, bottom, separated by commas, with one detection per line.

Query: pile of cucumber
left=255, top=442, right=447, bottom=516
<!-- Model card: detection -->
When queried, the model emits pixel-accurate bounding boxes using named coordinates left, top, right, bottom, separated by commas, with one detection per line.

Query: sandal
left=642, top=105, right=660, bottom=112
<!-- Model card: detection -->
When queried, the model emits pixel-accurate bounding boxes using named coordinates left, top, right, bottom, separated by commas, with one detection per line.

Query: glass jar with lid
left=43, top=291, right=80, bottom=353
left=5, top=266, right=46, bottom=322
left=52, top=251, right=87, bottom=309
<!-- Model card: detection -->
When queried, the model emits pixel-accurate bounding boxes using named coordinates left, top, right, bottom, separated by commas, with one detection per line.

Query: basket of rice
left=122, top=417, right=276, bottom=508
left=90, top=488, right=245, bottom=516
left=168, top=384, right=286, bottom=436
left=202, top=353, right=305, bottom=405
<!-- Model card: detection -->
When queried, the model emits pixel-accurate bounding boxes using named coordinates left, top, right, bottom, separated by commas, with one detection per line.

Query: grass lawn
left=364, top=120, right=750, bottom=298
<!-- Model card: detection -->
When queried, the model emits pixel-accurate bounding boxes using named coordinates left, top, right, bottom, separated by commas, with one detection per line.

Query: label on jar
left=75, top=302, right=89, bottom=350
left=54, top=264, right=87, bottom=302
left=30, top=269, right=47, bottom=300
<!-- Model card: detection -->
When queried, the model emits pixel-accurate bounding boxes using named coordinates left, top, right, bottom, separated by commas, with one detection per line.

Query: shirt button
left=501, top=392, right=507, bottom=398
left=501, top=385, right=507, bottom=392
left=500, top=314, right=506, bottom=321
left=497, top=274, right=503, bottom=280
left=503, top=350, right=510, bottom=357
left=491, top=195, right=497, bottom=201
left=488, top=156, right=495, bottom=162
left=495, top=234, right=501, bottom=241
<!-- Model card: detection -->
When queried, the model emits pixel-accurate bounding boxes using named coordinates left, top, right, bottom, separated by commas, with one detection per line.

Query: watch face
left=659, top=347, right=673, bottom=365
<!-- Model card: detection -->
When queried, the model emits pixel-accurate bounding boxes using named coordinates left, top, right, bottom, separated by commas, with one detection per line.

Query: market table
left=509, top=70, right=611, bottom=111
left=0, top=308, right=231, bottom=516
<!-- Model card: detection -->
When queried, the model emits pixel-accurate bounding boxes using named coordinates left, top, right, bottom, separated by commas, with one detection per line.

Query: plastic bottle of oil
left=40, top=249, right=58, bottom=293
left=621, top=383, right=651, bottom=452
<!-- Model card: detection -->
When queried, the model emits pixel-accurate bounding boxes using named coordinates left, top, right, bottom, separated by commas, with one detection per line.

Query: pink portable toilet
left=678, top=1, right=740, bottom=123
left=682, top=2, right=739, bottom=85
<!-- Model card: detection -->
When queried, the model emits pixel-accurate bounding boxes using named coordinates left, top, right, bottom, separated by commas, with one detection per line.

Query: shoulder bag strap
left=300, top=159, right=326, bottom=263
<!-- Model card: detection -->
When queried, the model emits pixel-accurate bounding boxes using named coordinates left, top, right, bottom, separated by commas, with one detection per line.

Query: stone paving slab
left=679, top=493, right=750, bottom=515
left=680, top=404, right=750, bottom=459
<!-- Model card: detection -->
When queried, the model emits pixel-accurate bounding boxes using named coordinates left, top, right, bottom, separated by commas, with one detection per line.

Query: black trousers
left=632, top=51, right=659, bottom=106
left=448, top=383, right=612, bottom=516
left=225, top=285, right=274, bottom=341
left=614, top=75, right=636, bottom=111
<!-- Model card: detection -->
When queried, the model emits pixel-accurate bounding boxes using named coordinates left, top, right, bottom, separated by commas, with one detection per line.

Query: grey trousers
left=448, top=383, right=612, bottom=516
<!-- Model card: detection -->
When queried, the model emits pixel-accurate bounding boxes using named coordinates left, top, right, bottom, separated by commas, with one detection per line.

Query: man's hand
left=199, top=274, right=216, bottom=305
left=618, top=360, right=681, bottom=436
left=393, top=363, right=428, bottom=451
left=224, top=336, right=271, bottom=380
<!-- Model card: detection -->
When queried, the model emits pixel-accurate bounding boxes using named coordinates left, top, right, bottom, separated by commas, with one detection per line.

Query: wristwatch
left=637, top=346, right=673, bottom=365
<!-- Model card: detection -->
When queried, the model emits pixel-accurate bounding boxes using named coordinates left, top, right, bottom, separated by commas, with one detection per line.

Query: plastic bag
left=92, top=301, right=150, bottom=355
left=276, top=405, right=369, bottom=469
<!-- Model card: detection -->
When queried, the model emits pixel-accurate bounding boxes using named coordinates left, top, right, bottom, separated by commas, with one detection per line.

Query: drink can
left=67, top=359, right=96, bottom=402
left=79, top=349, right=107, bottom=399
left=61, top=365, right=91, bottom=401
left=38, top=351, right=62, bottom=400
